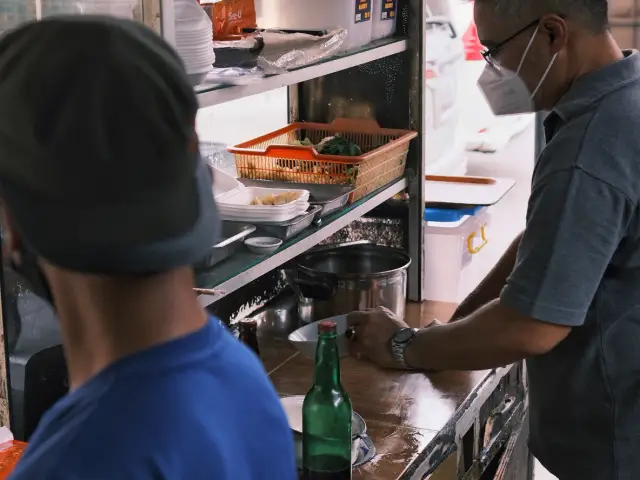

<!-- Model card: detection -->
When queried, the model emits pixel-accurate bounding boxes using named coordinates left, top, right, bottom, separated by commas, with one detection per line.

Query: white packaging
left=212, top=167, right=310, bottom=222
left=255, top=0, right=373, bottom=50
left=422, top=208, right=491, bottom=302
left=371, top=0, right=397, bottom=41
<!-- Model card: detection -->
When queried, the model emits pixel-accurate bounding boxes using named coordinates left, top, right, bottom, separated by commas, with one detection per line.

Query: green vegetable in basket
left=291, top=138, right=314, bottom=147
left=345, top=166, right=359, bottom=185
left=317, top=135, right=362, bottom=157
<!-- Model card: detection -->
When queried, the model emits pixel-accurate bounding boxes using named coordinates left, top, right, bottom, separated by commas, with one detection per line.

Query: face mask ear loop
left=516, top=24, right=540, bottom=74
left=530, top=53, right=558, bottom=100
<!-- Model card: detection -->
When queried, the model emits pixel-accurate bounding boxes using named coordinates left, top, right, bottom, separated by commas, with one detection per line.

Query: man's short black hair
left=478, top=0, right=609, bottom=32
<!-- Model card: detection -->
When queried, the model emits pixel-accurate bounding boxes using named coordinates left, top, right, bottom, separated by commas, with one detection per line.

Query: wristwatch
left=390, top=327, right=418, bottom=370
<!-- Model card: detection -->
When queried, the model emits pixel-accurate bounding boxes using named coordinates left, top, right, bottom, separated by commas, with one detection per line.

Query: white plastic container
left=371, top=0, right=397, bottom=40
left=255, top=0, right=373, bottom=50
left=422, top=207, right=491, bottom=303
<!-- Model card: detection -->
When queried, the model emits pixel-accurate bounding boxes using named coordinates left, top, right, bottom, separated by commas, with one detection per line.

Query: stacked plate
left=175, top=0, right=214, bottom=85
left=218, top=186, right=310, bottom=223
left=213, top=168, right=310, bottom=223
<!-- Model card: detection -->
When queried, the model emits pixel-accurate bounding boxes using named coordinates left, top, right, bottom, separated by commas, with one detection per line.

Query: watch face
left=395, top=328, right=414, bottom=343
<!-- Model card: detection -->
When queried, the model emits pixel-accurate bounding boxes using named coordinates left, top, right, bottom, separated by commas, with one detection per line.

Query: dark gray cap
left=0, top=16, right=219, bottom=274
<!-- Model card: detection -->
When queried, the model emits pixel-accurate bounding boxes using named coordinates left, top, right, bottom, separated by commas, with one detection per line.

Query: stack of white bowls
left=175, top=0, right=214, bottom=85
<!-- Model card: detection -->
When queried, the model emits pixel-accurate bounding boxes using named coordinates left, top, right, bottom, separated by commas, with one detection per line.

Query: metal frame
left=191, top=0, right=427, bottom=307
left=195, top=177, right=409, bottom=307
left=406, top=0, right=427, bottom=301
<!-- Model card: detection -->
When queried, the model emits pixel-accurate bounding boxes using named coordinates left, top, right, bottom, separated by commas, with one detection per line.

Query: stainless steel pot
left=290, top=241, right=411, bottom=324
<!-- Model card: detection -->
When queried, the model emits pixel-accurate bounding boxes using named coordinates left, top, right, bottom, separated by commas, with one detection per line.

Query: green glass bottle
left=302, top=320, right=352, bottom=480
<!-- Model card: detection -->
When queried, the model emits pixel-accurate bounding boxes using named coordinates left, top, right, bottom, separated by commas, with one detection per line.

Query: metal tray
left=239, top=179, right=353, bottom=218
left=252, top=205, right=322, bottom=240
left=194, top=222, right=256, bottom=270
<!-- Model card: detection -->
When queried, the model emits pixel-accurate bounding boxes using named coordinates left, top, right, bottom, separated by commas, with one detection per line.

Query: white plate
left=216, top=187, right=310, bottom=207
left=220, top=212, right=307, bottom=223
left=218, top=199, right=309, bottom=212
left=186, top=65, right=214, bottom=75
left=219, top=205, right=309, bottom=223
left=176, top=35, right=213, bottom=43
left=176, top=42, right=213, bottom=50
left=281, top=395, right=368, bottom=468
left=288, top=315, right=349, bottom=359
left=181, top=56, right=215, bottom=66
left=218, top=205, right=309, bottom=217
left=218, top=205, right=309, bottom=219
left=176, top=33, right=212, bottom=41
left=180, top=52, right=215, bottom=61
left=176, top=42, right=214, bottom=50
left=175, top=30, right=212, bottom=40
left=177, top=45, right=214, bottom=53
left=280, top=396, right=366, bottom=437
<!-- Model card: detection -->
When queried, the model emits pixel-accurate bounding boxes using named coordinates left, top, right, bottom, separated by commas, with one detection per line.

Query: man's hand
left=346, top=307, right=409, bottom=369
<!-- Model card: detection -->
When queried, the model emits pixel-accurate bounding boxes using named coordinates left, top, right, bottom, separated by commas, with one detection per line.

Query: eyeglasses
left=481, top=19, right=540, bottom=68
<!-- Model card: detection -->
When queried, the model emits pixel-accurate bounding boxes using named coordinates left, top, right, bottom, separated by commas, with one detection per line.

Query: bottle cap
left=317, top=320, right=337, bottom=333
left=239, top=318, right=258, bottom=328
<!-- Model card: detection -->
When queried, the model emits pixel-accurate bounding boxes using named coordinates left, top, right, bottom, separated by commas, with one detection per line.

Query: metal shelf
left=195, top=176, right=410, bottom=307
left=195, top=37, right=408, bottom=108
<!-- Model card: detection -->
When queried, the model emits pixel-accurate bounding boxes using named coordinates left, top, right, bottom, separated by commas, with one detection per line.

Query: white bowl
left=288, top=315, right=348, bottom=359
left=280, top=395, right=365, bottom=467
left=244, top=236, right=282, bottom=255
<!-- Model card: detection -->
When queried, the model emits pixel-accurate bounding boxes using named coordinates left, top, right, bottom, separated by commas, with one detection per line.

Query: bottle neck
left=313, top=332, right=341, bottom=387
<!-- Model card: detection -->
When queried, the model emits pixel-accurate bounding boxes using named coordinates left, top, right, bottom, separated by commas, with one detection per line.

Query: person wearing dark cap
left=0, top=16, right=296, bottom=479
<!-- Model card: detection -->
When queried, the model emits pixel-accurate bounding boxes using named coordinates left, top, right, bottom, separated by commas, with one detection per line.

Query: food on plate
left=249, top=191, right=301, bottom=206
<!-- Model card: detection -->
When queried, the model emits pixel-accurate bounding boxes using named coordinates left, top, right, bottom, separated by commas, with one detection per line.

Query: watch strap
left=391, top=327, right=418, bottom=370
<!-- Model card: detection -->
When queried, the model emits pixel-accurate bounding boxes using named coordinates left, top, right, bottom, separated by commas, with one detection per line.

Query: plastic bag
left=257, top=28, right=346, bottom=73
left=212, top=0, right=257, bottom=38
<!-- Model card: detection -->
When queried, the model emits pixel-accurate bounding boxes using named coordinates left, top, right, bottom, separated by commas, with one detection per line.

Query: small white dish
left=244, top=236, right=282, bottom=255
left=288, top=315, right=349, bottom=359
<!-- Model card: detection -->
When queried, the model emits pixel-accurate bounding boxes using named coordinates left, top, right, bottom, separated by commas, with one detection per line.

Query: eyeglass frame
left=481, top=19, right=540, bottom=68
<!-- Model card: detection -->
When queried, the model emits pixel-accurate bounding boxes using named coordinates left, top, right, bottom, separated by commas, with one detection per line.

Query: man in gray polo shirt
left=346, top=1, right=640, bottom=478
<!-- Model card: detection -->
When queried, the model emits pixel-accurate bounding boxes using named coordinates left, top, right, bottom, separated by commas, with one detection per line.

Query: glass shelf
left=195, top=37, right=408, bottom=108
left=195, top=176, right=409, bottom=307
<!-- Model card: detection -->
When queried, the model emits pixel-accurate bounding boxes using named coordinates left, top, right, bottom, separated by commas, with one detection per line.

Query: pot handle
left=308, top=240, right=370, bottom=254
left=295, top=275, right=335, bottom=301
left=284, top=268, right=335, bottom=301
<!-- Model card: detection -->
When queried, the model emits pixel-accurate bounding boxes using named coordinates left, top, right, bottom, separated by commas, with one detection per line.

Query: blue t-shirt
left=9, top=317, right=296, bottom=479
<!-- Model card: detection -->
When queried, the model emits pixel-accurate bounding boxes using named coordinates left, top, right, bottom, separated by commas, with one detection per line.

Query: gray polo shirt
left=501, top=50, right=640, bottom=480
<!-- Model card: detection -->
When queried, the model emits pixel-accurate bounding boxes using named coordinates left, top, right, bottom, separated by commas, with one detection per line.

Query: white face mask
left=477, top=25, right=558, bottom=116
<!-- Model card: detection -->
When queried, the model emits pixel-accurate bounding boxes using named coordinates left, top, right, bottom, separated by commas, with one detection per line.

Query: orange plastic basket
left=227, top=118, right=418, bottom=203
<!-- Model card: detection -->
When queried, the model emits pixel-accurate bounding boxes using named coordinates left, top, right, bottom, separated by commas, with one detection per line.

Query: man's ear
left=0, top=205, right=22, bottom=264
left=540, top=13, right=569, bottom=54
